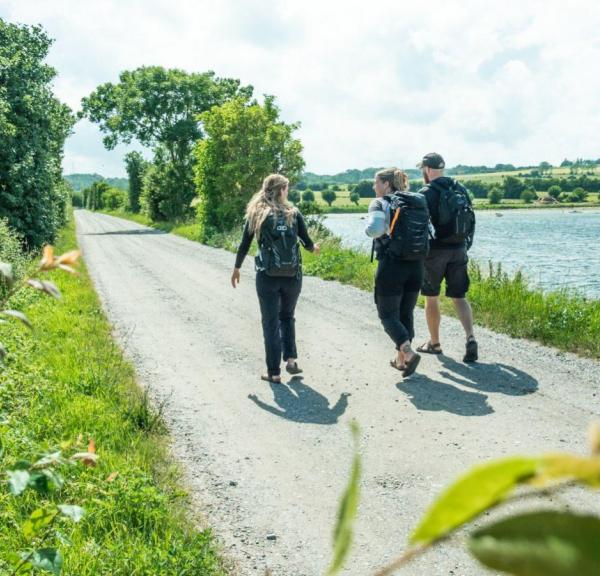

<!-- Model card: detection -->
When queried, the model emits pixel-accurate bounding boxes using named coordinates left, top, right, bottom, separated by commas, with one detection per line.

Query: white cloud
left=2, top=0, right=599, bottom=176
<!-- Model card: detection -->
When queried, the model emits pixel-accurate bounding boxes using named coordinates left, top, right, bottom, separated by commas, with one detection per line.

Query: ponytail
left=375, top=168, right=408, bottom=192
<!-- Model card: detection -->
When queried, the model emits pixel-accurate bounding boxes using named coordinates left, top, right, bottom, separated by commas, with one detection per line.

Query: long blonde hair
left=245, top=174, right=296, bottom=240
left=375, top=168, right=409, bottom=192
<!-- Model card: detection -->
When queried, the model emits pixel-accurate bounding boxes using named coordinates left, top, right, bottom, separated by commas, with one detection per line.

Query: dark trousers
left=375, top=258, right=424, bottom=350
left=256, top=271, right=302, bottom=376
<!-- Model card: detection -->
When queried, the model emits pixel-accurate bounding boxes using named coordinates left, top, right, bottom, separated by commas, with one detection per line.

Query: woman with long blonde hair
left=232, top=174, right=319, bottom=383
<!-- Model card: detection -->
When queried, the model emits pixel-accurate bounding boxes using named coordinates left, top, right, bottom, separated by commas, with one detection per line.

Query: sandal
left=417, top=341, right=443, bottom=355
left=402, top=353, right=421, bottom=378
left=285, top=362, right=303, bottom=375
left=261, top=374, right=282, bottom=384
left=390, top=359, right=407, bottom=371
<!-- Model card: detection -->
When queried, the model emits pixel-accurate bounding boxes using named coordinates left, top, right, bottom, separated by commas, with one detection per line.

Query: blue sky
left=2, top=0, right=599, bottom=177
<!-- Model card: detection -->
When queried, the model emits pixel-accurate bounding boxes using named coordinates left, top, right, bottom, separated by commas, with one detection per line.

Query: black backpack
left=378, top=191, right=430, bottom=261
left=430, top=180, right=475, bottom=246
left=256, top=211, right=300, bottom=277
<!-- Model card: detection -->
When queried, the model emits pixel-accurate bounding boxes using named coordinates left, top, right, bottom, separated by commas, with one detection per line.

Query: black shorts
left=422, top=246, right=470, bottom=299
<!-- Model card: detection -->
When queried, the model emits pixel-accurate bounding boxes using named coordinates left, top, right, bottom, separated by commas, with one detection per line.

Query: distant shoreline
left=318, top=202, right=600, bottom=215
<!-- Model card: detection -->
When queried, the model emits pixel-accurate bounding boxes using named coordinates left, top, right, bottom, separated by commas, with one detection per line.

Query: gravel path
left=75, top=210, right=600, bottom=575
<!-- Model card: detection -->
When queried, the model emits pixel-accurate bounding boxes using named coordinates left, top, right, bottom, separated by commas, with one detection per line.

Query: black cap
left=417, top=152, right=445, bottom=169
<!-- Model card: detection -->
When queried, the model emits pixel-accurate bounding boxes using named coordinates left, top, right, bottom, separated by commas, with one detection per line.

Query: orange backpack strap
left=389, top=205, right=401, bottom=235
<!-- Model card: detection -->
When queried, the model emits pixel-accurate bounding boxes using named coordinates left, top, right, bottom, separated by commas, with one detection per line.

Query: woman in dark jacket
left=232, top=173, right=320, bottom=383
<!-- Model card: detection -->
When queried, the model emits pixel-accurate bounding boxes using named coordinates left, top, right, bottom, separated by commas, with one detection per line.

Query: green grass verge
left=0, top=218, right=227, bottom=575
left=97, top=209, right=600, bottom=359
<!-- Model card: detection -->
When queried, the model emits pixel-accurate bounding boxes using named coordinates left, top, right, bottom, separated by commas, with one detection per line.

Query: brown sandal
left=417, top=342, right=443, bottom=355
left=402, top=354, right=421, bottom=377
left=390, top=359, right=407, bottom=371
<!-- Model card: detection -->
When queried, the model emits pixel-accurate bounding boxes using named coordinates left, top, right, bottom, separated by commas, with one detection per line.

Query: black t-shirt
left=420, top=176, right=467, bottom=249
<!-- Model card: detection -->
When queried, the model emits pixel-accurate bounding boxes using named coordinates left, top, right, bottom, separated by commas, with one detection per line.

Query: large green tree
left=0, top=20, right=75, bottom=248
left=194, top=95, right=304, bottom=238
left=80, top=67, right=253, bottom=220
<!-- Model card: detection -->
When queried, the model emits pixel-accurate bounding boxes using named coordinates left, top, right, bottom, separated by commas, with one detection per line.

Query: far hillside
left=65, top=173, right=128, bottom=191
left=300, top=158, right=600, bottom=187
left=295, top=158, right=600, bottom=211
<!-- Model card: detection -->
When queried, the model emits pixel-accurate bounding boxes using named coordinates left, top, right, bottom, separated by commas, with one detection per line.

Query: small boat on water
left=495, top=212, right=504, bottom=217
left=568, top=210, right=581, bottom=214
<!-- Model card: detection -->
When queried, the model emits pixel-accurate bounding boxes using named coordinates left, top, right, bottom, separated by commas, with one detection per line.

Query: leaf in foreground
left=23, top=507, right=58, bottom=539
left=20, top=548, right=63, bottom=575
left=326, top=421, right=361, bottom=576
left=58, top=504, right=85, bottom=522
left=2, top=309, right=32, bottom=329
left=410, top=457, right=539, bottom=546
left=468, top=511, right=600, bottom=576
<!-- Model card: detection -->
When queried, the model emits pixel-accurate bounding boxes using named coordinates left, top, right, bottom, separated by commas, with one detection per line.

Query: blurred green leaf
left=27, top=470, right=50, bottom=494
left=535, top=454, right=600, bottom=487
left=468, top=511, right=600, bottom=575
left=21, top=548, right=63, bottom=575
left=58, top=504, right=84, bottom=522
left=33, top=451, right=64, bottom=469
left=326, top=421, right=361, bottom=576
left=0, top=262, right=13, bottom=288
left=410, top=457, right=539, bottom=545
left=27, top=279, right=62, bottom=300
left=2, top=309, right=32, bottom=329
left=23, top=507, right=58, bottom=539
left=0, top=342, right=7, bottom=362
left=8, top=469, right=30, bottom=495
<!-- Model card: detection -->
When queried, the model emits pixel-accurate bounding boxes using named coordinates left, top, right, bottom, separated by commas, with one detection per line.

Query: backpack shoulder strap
left=388, top=194, right=403, bottom=235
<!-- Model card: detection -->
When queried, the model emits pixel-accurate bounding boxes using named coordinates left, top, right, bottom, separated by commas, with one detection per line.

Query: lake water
left=323, top=208, right=600, bottom=298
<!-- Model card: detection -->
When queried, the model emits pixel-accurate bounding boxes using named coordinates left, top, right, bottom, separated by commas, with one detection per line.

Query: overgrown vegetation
left=0, top=220, right=227, bottom=574
left=0, top=19, right=74, bottom=248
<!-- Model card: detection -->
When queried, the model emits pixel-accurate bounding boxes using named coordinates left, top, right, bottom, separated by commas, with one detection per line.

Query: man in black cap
left=416, top=152, right=478, bottom=362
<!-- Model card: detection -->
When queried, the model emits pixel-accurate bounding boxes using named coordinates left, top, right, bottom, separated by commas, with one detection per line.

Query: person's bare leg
left=396, top=347, right=406, bottom=368
left=451, top=297, right=474, bottom=340
left=425, top=296, right=442, bottom=345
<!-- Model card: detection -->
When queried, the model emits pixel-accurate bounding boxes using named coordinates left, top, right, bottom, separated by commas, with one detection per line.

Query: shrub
left=547, top=185, right=562, bottom=199
left=487, top=186, right=504, bottom=204
left=102, top=187, right=127, bottom=210
left=520, top=188, right=537, bottom=204
left=0, top=219, right=28, bottom=302
left=302, top=189, right=315, bottom=203
left=288, top=189, right=301, bottom=204
left=321, top=189, right=337, bottom=206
